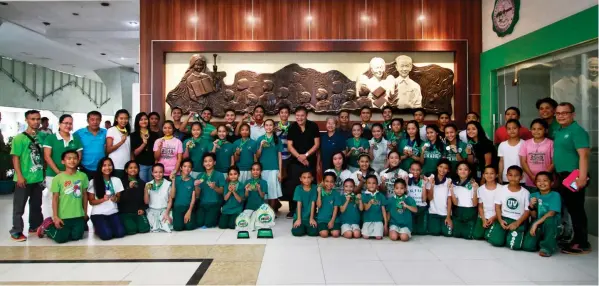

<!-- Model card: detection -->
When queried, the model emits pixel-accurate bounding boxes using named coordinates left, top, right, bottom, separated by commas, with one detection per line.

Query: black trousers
left=284, top=158, right=316, bottom=214
left=11, top=182, right=43, bottom=234
left=557, top=172, right=590, bottom=248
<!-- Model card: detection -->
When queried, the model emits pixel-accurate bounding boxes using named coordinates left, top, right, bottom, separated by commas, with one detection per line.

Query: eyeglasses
left=555, top=112, right=573, bottom=116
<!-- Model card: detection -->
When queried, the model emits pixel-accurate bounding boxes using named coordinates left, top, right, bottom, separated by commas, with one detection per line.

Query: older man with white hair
left=356, top=57, right=394, bottom=108
left=393, top=55, right=423, bottom=109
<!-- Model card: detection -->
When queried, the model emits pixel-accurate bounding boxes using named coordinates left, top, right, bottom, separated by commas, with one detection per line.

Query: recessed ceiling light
left=76, top=43, right=82, bottom=46
left=120, top=57, right=125, bottom=60
left=100, top=53, right=106, bottom=56
left=189, top=16, right=198, bottom=23
left=418, top=14, right=425, bottom=21
left=101, top=2, right=110, bottom=7
left=128, top=21, right=139, bottom=27
left=246, top=15, right=256, bottom=24
left=306, top=15, right=313, bottom=22
left=43, top=22, right=51, bottom=26
left=360, top=14, right=369, bottom=22
left=0, top=2, right=8, bottom=6
left=72, top=13, right=79, bottom=16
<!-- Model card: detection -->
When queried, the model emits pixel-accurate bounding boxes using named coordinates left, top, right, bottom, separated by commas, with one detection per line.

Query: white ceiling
left=0, top=0, right=139, bottom=80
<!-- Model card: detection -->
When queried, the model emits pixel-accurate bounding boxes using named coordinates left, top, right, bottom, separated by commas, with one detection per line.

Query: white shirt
left=393, top=76, right=423, bottom=109
left=379, top=167, right=408, bottom=198
left=419, top=124, right=427, bottom=141
left=477, top=184, right=497, bottom=219
left=498, top=139, right=525, bottom=183
left=250, top=122, right=266, bottom=141
left=351, top=170, right=380, bottom=192
left=459, top=130, right=468, bottom=143
left=147, top=179, right=172, bottom=209
left=106, top=126, right=131, bottom=170
left=324, top=168, right=353, bottom=195
left=369, top=137, right=389, bottom=173
left=453, top=184, right=476, bottom=208
left=429, top=179, right=452, bottom=216
left=408, top=180, right=428, bottom=207
left=88, top=177, right=124, bottom=216
left=494, top=185, right=530, bottom=220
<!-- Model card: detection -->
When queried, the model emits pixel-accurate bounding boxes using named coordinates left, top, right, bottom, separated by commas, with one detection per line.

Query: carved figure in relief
left=341, top=89, right=358, bottom=110
left=167, top=54, right=215, bottom=106
left=392, top=55, right=423, bottom=109
left=315, top=88, right=332, bottom=112
left=259, top=80, right=277, bottom=112
left=356, top=57, right=394, bottom=108
left=330, top=80, right=346, bottom=110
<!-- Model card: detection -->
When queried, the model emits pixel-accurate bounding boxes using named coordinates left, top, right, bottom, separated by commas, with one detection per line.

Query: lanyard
left=104, top=179, right=114, bottom=195
left=152, top=179, right=164, bottom=192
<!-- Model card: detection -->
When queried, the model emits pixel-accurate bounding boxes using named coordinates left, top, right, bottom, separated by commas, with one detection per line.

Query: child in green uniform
left=399, top=120, right=422, bottom=172
left=171, top=159, right=200, bottom=231
left=219, top=166, right=245, bottom=229
left=386, top=179, right=417, bottom=241
left=427, top=160, right=453, bottom=236
left=385, top=118, right=405, bottom=151
left=340, top=179, right=363, bottom=239
left=407, top=161, right=430, bottom=235
left=522, top=172, right=561, bottom=257
left=196, top=153, right=226, bottom=228
left=183, top=122, right=212, bottom=177
left=443, top=124, right=468, bottom=172
left=473, top=166, right=498, bottom=240
left=345, top=123, right=370, bottom=172
left=450, top=162, right=479, bottom=239
left=234, top=124, right=258, bottom=182
left=117, top=161, right=150, bottom=235
left=317, top=172, right=342, bottom=238
left=487, top=166, right=530, bottom=249
left=39, top=150, right=88, bottom=243
left=212, top=125, right=235, bottom=174
left=255, top=119, right=283, bottom=209
left=291, top=171, right=318, bottom=237
left=419, top=125, right=445, bottom=176
left=244, top=163, right=268, bottom=211
left=362, top=175, right=387, bottom=240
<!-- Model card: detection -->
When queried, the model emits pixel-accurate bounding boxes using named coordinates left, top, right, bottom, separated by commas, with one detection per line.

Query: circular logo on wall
left=492, top=0, right=520, bottom=37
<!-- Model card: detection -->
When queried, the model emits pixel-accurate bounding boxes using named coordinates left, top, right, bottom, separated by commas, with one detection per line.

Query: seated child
left=362, top=175, right=387, bottom=239
left=386, top=179, right=417, bottom=241
left=487, top=166, right=530, bottom=250
left=244, top=163, right=269, bottom=211
left=340, top=179, right=363, bottom=239
left=144, top=163, right=173, bottom=232
left=219, top=166, right=245, bottom=229
left=473, top=166, right=498, bottom=240
left=172, top=159, right=200, bottom=231
left=291, top=171, right=318, bottom=237
left=427, top=160, right=453, bottom=236
left=196, top=153, right=226, bottom=228
left=88, top=157, right=126, bottom=241
left=522, top=172, right=561, bottom=257
left=317, top=172, right=342, bottom=238
left=407, top=161, right=430, bottom=235
left=118, top=161, right=150, bottom=235
left=450, top=162, right=479, bottom=239
left=38, top=150, right=89, bottom=243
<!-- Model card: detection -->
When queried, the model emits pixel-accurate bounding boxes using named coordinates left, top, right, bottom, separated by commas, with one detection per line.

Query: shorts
left=318, top=222, right=341, bottom=232
left=389, top=225, right=412, bottom=238
left=361, top=221, right=384, bottom=237
left=261, top=170, right=282, bottom=199
left=341, top=223, right=361, bottom=234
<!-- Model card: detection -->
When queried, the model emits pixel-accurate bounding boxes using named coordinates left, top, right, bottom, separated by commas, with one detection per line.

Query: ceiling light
left=418, top=14, right=425, bottom=21
left=120, top=57, right=125, bottom=60
left=360, top=14, right=369, bottom=22
left=100, top=53, right=106, bottom=56
left=0, top=2, right=8, bottom=6
left=76, top=43, right=82, bottom=46
left=72, top=13, right=79, bottom=16
left=43, top=22, right=51, bottom=26
left=101, top=2, right=110, bottom=7
left=189, top=16, right=198, bottom=23
left=306, top=15, right=313, bottom=22
left=128, top=21, right=139, bottom=27
left=247, top=15, right=256, bottom=24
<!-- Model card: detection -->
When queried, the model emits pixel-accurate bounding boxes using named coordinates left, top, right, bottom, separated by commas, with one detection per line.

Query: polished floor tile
left=444, top=259, right=531, bottom=284
left=383, top=261, right=464, bottom=285
left=322, top=260, right=394, bottom=285
left=257, top=260, right=325, bottom=285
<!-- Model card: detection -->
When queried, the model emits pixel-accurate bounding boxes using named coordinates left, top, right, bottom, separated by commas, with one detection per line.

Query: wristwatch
left=305, top=152, right=309, bottom=157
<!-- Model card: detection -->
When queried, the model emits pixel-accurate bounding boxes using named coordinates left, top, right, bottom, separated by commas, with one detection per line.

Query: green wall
left=480, top=5, right=598, bottom=134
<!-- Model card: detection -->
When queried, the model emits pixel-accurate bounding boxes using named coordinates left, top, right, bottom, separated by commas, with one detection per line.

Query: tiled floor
left=0, top=194, right=597, bottom=285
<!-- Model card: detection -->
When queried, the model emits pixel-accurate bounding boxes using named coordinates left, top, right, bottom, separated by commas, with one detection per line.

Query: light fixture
left=418, top=14, right=425, bottom=21
left=76, top=43, right=82, bottom=46
left=128, top=21, right=139, bottom=27
left=189, top=16, right=198, bottom=23
left=43, top=22, right=51, bottom=26
left=246, top=15, right=256, bottom=24
left=120, top=57, right=125, bottom=60
left=101, top=2, right=109, bottom=7
left=306, top=15, right=313, bottom=22
left=360, top=14, right=369, bottom=22
left=72, top=12, right=79, bottom=16
left=0, top=2, right=8, bottom=5
left=100, top=53, right=106, bottom=56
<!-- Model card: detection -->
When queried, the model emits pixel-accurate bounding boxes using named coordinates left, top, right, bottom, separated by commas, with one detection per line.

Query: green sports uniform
left=346, top=137, right=370, bottom=168
left=256, top=135, right=282, bottom=170
left=43, top=134, right=83, bottom=177
left=219, top=182, right=246, bottom=229
left=362, top=191, right=386, bottom=223
left=421, top=141, right=445, bottom=176
left=244, top=178, right=269, bottom=211
left=452, top=181, right=478, bottom=240
left=547, top=118, right=560, bottom=140
left=339, top=193, right=361, bottom=225
left=316, top=190, right=343, bottom=233
left=45, top=171, right=88, bottom=243
left=183, top=137, right=212, bottom=173
left=214, top=142, right=235, bottom=173
left=386, top=195, right=416, bottom=231
left=522, top=191, right=561, bottom=255
left=201, top=122, right=216, bottom=141
left=172, top=175, right=197, bottom=231
left=196, top=170, right=226, bottom=228
left=445, top=142, right=468, bottom=171
left=398, top=138, right=420, bottom=172
left=486, top=187, right=530, bottom=250
left=291, top=185, right=318, bottom=237
left=233, top=138, right=257, bottom=171
left=553, top=121, right=589, bottom=173
left=11, top=131, right=47, bottom=184
left=407, top=179, right=428, bottom=235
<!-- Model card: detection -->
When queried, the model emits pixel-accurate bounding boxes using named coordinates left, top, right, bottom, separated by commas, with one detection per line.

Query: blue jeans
left=139, top=164, right=152, bottom=183
left=91, top=213, right=126, bottom=240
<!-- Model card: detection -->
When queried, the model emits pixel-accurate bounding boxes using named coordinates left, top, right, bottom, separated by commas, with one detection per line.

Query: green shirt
left=215, top=142, right=235, bottom=173
left=362, top=191, right=386, bottom=222
left=11, top=131, right=47, bottom=183
left=221, top=182, right=245, bottom=214
left=445, top=141, right=468, bottom=170
left=531, top=191, right=561, bottom=219
left=385, top=194, right=416, bottom=230
left=317, top=190, right=343, bottom=223
left=385, top=131, right=405, bottom=147
left=340, top=193, right=361, bottom=225
left=257, top=135, right=282, bottom=170
left=547, top=118, right=560, bottom=140
left=398, top=138, right=421, bottom=172
left=553, top=121, right=589, bottom=173
left=173, top=175, right=196, bottom=207
left=201, top=122, right=216, bottom=141
left=183, top=137, right=212, bottom=172
left=346, top=137, right=370, bottom=167
left=244, top=178, right=268, bottom=211
left=293, top=184, right=317, bottom=221
left=51, top=171, right=89, bottom=219
left=43, top=133, right=83, bottom=177
left=233, top=138, right=257, bottom=171
left=421, top=141, right=445, bottom=176
left=198, top=170, right=225, bottom=204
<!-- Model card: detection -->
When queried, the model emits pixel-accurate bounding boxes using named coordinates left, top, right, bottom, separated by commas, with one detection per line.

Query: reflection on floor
left=0, top=194, right=597, bottom=285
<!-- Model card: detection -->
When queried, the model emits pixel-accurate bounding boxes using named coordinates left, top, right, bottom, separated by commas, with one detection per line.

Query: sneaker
left=539, top=251, right=551, bottom=257
left=285, top=212, right=294, bottom=219
left=10, top=233, right=27, bottom=242
left=28, top=228, right=37, bottom=234
left=37, top=217, right=54, bottom=238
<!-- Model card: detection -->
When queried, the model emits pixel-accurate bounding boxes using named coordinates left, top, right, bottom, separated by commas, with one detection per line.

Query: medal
left=446, top=146, right=451, bottom=151
left=115, top=126, right=128, bottom=136
left=277, top=121, right=289, bottom=134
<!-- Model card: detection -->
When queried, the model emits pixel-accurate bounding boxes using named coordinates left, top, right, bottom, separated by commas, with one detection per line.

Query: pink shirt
left=518, top=138, right=554, bottom=187
left=153, top=137, right=183, bottom=176
left=494, top=126, right=533, bottom=144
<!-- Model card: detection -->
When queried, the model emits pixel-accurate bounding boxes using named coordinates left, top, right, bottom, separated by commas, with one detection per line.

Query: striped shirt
left=277, top=121, right=292, bottom=160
